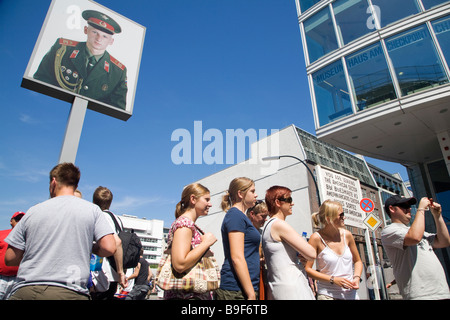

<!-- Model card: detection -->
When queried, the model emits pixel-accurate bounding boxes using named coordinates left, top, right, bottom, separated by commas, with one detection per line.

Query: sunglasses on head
left=249, top=199, right=263, bottom=211
left=278, top=196, right=293, bottom=203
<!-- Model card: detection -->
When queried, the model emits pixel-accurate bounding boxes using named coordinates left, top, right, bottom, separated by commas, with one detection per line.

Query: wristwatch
left=329, top=276, right=335, bottom=284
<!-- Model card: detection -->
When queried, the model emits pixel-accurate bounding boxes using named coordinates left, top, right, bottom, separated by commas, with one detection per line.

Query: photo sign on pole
left=21, top=0, right=146, bottom=121
left=20, top=0, right=146, bottom=163
left=316, top=166, right=366, bottom=229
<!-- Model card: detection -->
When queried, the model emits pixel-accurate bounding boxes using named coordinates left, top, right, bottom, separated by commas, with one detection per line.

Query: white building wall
left=195, top=125, right=316, bottom=267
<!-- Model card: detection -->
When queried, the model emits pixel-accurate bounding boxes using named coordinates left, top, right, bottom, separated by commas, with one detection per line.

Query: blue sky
left=0, top=0, right=408, bottom=230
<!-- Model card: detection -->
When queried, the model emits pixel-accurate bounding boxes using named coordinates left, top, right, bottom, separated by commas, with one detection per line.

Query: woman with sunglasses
left=305, top=200, right=363, bottom=300
left=261, top=186, right=316, bottom=299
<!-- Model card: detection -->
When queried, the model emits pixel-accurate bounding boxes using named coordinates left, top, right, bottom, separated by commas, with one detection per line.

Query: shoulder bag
left=155, top=226, right=220, bottom=293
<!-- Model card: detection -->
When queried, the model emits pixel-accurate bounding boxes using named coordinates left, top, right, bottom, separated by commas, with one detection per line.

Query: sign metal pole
left=58, top=96, right=88, bottom=164
left=361, top=198, right=382, bottom=300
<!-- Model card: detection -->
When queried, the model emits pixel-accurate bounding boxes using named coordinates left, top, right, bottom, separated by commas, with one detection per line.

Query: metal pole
left=58, top=97, right=88, bottom=164
left=365, top=228, right=380, bottom=300
left=278, top=155, right=322, bottom=205
left=372, top=230, right=387, bottom=300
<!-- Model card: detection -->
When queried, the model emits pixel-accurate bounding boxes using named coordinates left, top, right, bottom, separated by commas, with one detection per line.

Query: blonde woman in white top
left=305, top=200, right=363, bottom=300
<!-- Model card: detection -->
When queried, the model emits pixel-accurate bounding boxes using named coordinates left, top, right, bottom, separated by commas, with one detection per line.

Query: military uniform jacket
left=34, top=38, right=127, bottom=110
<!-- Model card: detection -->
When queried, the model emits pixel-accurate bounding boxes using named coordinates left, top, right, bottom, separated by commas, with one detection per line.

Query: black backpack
left=104, top=210, right=142, bottom=271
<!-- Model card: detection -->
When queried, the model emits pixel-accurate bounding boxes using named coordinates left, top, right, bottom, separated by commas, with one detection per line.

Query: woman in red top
left=163, top=183, right=217, bottom=300
left=0, top=212, right=25, bottom=299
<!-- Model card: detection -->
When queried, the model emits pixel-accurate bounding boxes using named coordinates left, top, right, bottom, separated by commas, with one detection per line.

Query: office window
left=362, top=189, right=368, bottom=198
left=345, top=42, right=397, bottom=111
left=298, top=0, right=322, bottom=12
left=312, top=59, right=352, bottom=126
left=304, top=6, right=339, bottom=63
left=385, top=24, right=449, bottom=96
left=370, top=0, right=421, bottom=28
left=432, top=15, right=450, bottom=62
left=333, top=0, right=372, bottom=44
left=421, top=0, right=450, bottom=10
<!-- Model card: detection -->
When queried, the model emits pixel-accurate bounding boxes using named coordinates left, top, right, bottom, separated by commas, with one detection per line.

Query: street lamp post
left=262, top=155, right=321, bottom=206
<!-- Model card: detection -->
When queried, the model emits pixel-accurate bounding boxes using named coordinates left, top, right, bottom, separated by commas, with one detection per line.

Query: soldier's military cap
left=82, top=10, right=122, bottom=35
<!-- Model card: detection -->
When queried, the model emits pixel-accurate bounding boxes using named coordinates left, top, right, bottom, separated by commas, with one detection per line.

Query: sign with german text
left=316, top=166, right=366, bottom=229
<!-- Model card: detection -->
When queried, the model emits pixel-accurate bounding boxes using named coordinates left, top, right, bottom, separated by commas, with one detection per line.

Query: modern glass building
left=295, top=0, right=450, bottom=282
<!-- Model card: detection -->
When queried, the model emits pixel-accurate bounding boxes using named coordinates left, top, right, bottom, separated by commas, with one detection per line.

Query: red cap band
left=88, top=17, right=115, bottom=33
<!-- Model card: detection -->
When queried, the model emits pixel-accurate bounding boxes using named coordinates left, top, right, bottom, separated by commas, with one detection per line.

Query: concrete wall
left=195, top=125, right=315, bottom=267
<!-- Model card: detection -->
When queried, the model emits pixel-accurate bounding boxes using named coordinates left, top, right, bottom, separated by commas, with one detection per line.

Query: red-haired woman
left=262, top=185, right=316, bottom=299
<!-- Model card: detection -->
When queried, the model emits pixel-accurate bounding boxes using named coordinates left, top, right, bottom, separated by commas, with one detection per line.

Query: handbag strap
left=194, top=224, right=204, bottom=235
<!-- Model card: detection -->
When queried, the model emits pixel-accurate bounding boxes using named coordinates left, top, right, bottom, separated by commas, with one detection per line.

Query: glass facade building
left=297, top=0, right=450, bottom=126
left=296, top=0, right=450, bottom=286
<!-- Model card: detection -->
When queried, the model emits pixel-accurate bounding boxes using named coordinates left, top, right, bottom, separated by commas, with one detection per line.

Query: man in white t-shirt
left=381, top=195, right=450, bottom=300
left=4, top=163, right=116, bottom=300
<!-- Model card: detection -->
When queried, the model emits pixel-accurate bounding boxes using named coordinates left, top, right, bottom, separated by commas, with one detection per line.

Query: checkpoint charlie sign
left=21, top=0, right=146, bottom=121
left=316, top=166, right=366, bottom=229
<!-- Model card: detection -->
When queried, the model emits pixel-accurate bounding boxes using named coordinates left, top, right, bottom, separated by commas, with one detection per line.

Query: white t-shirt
left=95, top=210, right=122, bottom=283
left=381, top=223, right=450, bottom=300
left=5, top=196, right=114, bottom=296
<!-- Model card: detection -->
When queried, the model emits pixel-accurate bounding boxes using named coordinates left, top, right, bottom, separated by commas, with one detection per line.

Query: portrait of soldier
left=33, top=10, right=127, bottom=110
